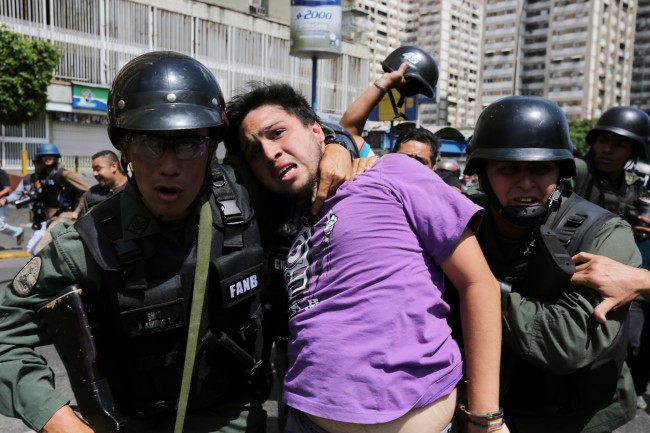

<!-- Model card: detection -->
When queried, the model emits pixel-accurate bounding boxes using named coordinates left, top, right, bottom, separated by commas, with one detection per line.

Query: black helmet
left=107, top=51, right=226, bottom=149
left=586, top=106, right=650, bottom=160
left=465, top=96, right=576, bottom=178
left=381, top=46, right=438, bottom=98
left=465, top=96, right=575, bottom=227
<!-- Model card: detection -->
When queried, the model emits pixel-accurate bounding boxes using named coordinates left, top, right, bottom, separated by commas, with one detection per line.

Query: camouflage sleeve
left=0, top=223, right=98, bottom=431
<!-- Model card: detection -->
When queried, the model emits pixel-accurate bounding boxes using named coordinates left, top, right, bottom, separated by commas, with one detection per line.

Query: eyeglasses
left=127, top=134, right=211, bottom=160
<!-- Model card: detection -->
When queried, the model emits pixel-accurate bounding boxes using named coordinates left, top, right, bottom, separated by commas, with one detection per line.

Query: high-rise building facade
left=632, top=0, right=650, bottom=114
left=415, top=0, right=483, bottom=128
left=480, top=0, right=637, bottom=121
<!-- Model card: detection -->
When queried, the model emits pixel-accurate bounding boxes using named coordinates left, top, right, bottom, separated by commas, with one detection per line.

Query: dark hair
left=92, top=150, right=125, bottom=173
left=392, top=127, right=440, bottom=163
left=224, top=82, right=320, bottom=156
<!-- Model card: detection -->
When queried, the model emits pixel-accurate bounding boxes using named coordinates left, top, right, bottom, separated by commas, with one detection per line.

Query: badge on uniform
left=12, top=257, right=42, bottom=296
left=126, top=214, right=150, bottom=235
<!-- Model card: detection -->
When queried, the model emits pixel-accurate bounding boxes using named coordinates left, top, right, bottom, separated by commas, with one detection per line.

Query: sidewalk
left=0, top=205, right=34, bottom=259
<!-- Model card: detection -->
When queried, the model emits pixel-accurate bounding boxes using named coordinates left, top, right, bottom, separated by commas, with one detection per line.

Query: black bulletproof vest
left=39, top=167, right=74, bottom=211
left=75, top=164, right=266, bottom=416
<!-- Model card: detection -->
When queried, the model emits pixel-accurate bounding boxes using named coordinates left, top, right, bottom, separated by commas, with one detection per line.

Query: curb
left=0, top=251, right=31, bottom=259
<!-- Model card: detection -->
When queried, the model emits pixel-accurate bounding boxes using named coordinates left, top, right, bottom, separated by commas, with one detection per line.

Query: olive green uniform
left=0, top=183, right=266, bottom=433
left=478, top=202, right=639, bottom=433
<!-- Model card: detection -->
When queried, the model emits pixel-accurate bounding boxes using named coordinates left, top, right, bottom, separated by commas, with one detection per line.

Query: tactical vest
left=474, top=192, right=629, bottom=416
left=39, top=167, right=75, bottom=212
left=575, top=160, right=642, bottom=225
left=75, top=164, right=267, bottom=417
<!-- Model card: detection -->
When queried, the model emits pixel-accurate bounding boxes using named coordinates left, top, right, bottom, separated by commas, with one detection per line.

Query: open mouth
left=513, top=197, right=540, bottom=205
left=156, top=186, right=182, bottom=200
left=278, top=163, right=297, bottom=180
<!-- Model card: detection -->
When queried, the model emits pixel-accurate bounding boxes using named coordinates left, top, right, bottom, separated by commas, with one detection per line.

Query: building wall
left=480, top=0, right=636, bottom=121
left=0, top=0, right=370, bottom=163
left=416, top=0, right=483, bottom=129
left=632, top=0, right=650, bottom=114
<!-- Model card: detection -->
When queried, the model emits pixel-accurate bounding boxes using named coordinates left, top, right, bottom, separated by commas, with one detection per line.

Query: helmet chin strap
left=481, top=174, right=564, bottom=228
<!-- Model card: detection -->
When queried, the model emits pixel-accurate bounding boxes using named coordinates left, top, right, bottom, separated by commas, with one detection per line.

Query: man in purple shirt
left=225, top=82, right=506, bottom=433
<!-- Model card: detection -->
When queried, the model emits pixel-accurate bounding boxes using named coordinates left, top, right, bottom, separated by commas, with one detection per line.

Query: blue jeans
left=0, top=205, right=22, bottom=238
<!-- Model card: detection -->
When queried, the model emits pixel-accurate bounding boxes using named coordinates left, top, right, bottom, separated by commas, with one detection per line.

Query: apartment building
left=415, top=0, right=483, bottom=129
left=0, top=0, right=370, bottom=168
left=632, top=0, right=650, bottom=114
left=480, top=0, right=637, bottom=121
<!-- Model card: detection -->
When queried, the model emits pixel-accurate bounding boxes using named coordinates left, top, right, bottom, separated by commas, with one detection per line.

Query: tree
left=0, top=26, right=61, bottom=125
left=569, top=118, right=594, bottom=158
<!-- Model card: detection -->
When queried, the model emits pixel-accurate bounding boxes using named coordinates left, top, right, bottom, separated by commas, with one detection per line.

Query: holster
left=36, top=285, right=127, bottom=433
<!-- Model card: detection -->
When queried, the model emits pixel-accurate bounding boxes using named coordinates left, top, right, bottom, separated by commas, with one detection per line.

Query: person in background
left=572, top=106, right=650, bottom=410
left=1, top=157, right=48, bottom=254
left=464, top=96, right=639, bottom=433
left=0, top=163, right=24, bottom=246
left=226, top=81, right=504, bottom=433
left=436, top=159, right=463, bottom=192
left=81, top=149, right=128, bottom=214
left=391, top=126, right=440, bottom=169
left=31, top=142, right=89, bottom=253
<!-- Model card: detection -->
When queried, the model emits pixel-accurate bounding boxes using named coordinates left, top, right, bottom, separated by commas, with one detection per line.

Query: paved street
left=0, top=206, right=647, bottom=432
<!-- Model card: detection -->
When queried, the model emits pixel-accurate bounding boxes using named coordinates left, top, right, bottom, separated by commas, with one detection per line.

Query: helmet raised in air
left=586, top=106, right=650, bottom=160
left=107, top=51, right=226, bottom=149
left=465, top=96, right=575, bottom=178
left=381, top=46, right=439, bottom=98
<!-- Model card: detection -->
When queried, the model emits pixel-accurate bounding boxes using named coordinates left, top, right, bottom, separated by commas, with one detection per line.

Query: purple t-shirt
left=283, top=153, right=483, bottom=423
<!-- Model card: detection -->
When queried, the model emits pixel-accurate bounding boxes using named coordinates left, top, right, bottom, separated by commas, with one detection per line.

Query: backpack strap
left=211, top=165, right=245, bottom=252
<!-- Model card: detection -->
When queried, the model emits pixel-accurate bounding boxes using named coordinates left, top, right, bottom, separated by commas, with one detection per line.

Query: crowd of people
left=0, top=47, right=648, bottom=433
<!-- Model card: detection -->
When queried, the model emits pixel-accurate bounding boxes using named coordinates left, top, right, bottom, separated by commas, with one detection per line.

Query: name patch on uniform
left=12, top=257, right=42, bottom=297
left=121, top=299, right=185, bottom=337
left=220, top=265, right=263, bottom=308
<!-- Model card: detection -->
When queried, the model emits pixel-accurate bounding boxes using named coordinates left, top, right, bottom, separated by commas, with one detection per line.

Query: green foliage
left=0, top=26, right=61, bottom=125
left=569, top=118, right=594, bottom=157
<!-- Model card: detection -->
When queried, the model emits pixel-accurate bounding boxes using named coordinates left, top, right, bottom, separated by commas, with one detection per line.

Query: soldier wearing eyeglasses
left=0, top=51, right=351, bottom=433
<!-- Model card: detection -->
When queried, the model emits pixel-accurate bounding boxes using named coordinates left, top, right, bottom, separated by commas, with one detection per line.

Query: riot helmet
left=380, top=46, right=438, bottom=121
left=465, top=96, right=576, bottom=227
left=35, top=143, right=61, bottom=158
left=381, top=46, right=438, bottom=98
left=436, top=159, right=461, bottom=176
left=107, top=51, right=227, bottom=149
left=586, top=106, right=650, bottom=160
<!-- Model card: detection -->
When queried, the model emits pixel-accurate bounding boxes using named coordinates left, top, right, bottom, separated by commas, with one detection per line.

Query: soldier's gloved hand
left=42, top=405, right=94, bottom=433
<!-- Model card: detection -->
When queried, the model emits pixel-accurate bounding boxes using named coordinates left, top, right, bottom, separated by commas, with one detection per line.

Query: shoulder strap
left=545, top=193, right=617, bottom=256
left=76, top=191, right=147, bottom=290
